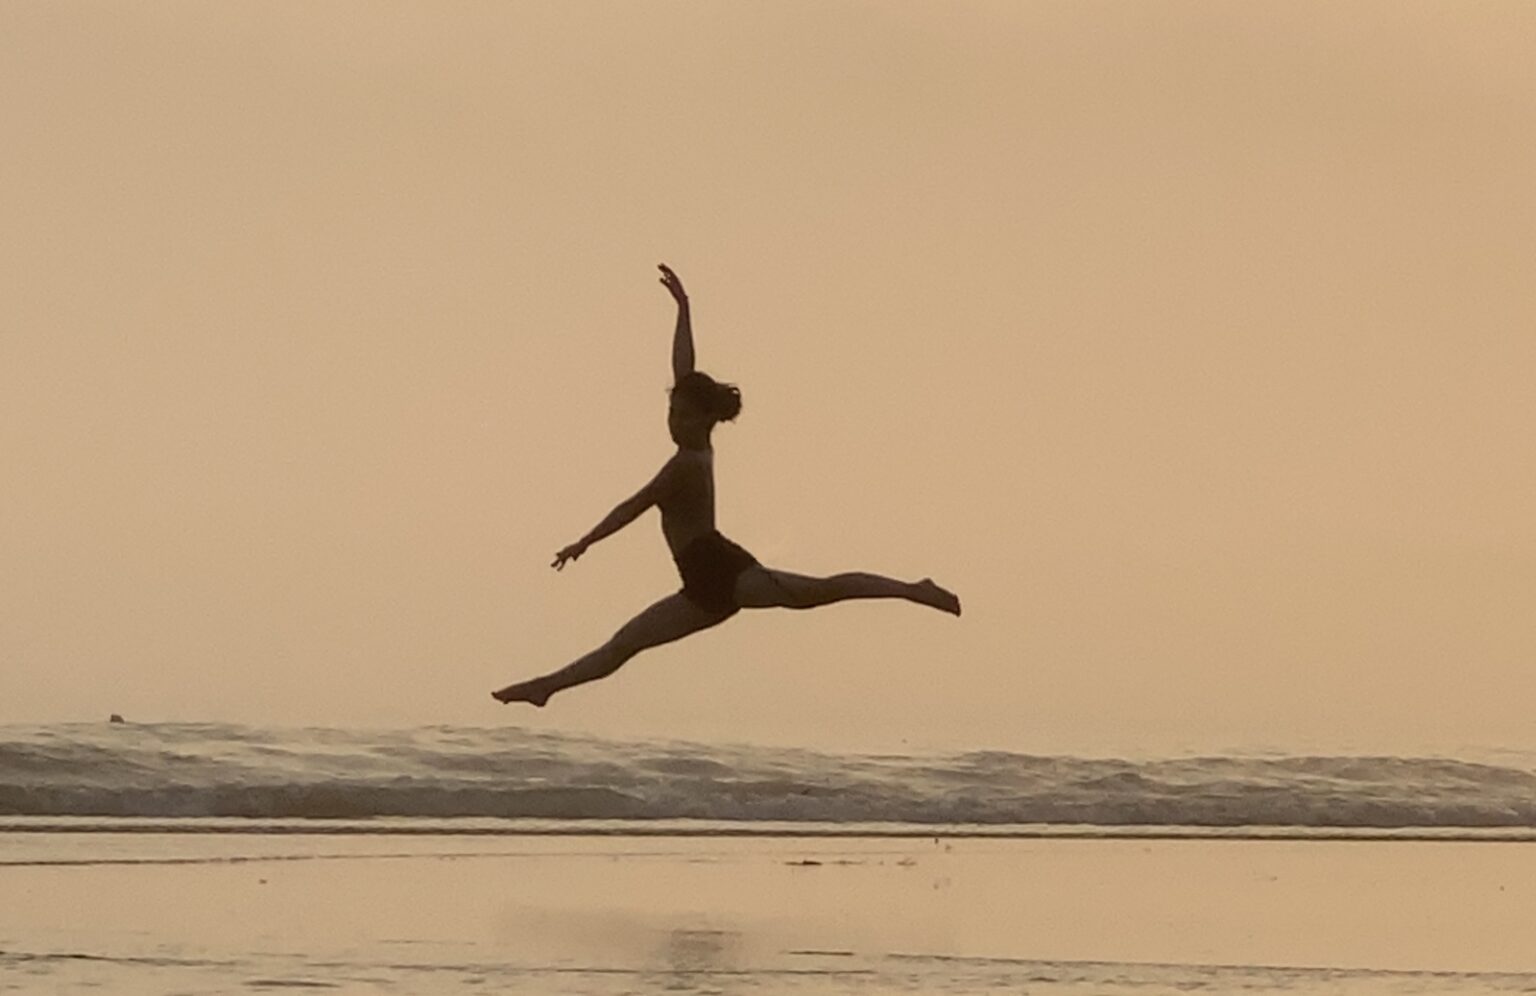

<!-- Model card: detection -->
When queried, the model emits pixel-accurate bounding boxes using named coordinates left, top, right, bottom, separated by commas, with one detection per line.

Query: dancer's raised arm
left=551, top=458, right=680, bottom=570
left=659, top=263, right=693, bottom=382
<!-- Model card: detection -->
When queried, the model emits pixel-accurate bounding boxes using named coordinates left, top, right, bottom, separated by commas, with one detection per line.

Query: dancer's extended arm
left=659, top=263, right=693, bottom=382
left=552, top=459, right=679, bottom=570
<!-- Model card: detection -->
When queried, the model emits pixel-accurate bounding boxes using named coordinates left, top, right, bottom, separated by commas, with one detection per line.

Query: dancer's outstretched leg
left=494, top=593, right=730, bottom=706
left=734, top=566, right=961, bottom=615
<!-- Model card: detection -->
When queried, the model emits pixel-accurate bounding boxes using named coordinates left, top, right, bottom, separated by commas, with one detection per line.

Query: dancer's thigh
left=611, top=592, right=731, bottom=653
left=733, top=566, right=821, bottom=609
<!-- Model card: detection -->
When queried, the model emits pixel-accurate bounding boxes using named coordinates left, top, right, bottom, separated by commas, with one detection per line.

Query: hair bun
left=674, top=371, right=743, bottom=424
left=711, top=382, right=743, bottom=422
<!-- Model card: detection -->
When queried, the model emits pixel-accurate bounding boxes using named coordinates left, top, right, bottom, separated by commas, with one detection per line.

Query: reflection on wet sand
left=654, top=926, right=741, bottom=993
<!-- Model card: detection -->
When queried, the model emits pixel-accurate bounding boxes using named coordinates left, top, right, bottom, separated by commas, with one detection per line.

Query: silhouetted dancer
left=494, top=264, right=960, bottom=707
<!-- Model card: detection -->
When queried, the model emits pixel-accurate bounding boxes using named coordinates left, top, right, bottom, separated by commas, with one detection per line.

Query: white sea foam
left=2, top=723, right=1534, bottom=827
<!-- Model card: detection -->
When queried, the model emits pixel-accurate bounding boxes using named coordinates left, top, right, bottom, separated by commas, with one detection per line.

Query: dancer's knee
left=602, top=631, right=636, bottom=663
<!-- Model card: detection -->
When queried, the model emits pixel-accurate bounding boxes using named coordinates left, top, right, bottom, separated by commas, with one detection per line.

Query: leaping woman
left=494, top=265, right=960, bottom=707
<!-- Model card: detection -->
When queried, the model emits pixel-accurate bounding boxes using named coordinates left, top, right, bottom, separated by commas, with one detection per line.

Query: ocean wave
left=2, top=723, right=1534, bottom=827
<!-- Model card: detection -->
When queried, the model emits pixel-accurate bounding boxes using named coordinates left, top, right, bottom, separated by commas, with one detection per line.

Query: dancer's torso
left=659, top=447, right=716, bottom=558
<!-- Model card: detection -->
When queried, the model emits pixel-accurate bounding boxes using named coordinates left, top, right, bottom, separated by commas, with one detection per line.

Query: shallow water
left=4, top=828, right=1536, bottom=994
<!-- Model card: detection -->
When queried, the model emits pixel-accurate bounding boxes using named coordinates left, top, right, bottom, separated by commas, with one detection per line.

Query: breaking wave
left=3, top=723, right=1534, bottom=827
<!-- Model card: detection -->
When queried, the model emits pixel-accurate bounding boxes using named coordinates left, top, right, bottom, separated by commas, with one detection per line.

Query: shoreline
left=5, top=815, right=1536, bottom=843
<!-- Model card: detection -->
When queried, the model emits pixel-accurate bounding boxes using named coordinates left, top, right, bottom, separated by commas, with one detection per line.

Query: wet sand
left=4, top=832, right=1536, bottom=993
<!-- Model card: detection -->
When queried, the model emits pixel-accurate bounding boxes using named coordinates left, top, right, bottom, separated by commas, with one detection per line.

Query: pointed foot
left=492, top=680, right=551, bottom=707
left=915, top=578, right=962, bottom=616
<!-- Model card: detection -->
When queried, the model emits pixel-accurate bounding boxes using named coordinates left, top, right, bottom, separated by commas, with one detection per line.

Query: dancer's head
left=669, top=371, right=741, bottom=446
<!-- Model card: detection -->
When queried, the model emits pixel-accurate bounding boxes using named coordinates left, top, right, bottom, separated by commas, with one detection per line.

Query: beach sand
left=4, top=831, right=1536, bottom=994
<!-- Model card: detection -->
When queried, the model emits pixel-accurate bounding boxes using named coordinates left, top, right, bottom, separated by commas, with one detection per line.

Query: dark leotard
left=674, top=531, right=758, bottom=616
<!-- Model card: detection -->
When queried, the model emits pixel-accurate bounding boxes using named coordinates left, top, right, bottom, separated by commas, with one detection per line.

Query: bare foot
left=913, top=578, right=961, bottom=616
left=492, top=679, right=551, bottom=707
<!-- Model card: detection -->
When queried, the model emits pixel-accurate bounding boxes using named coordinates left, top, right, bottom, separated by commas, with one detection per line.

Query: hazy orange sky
left=4, top=2, right=1533, bottom=756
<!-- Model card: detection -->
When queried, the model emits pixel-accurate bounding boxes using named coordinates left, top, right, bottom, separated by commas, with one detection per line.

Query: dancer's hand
left=658, top=263, right=687, bottom=304
left=551, top=540, right=589, bottom=571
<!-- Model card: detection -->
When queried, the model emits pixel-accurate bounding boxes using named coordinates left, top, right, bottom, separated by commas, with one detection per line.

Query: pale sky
left=3, top=2, right=1533, bottom=757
